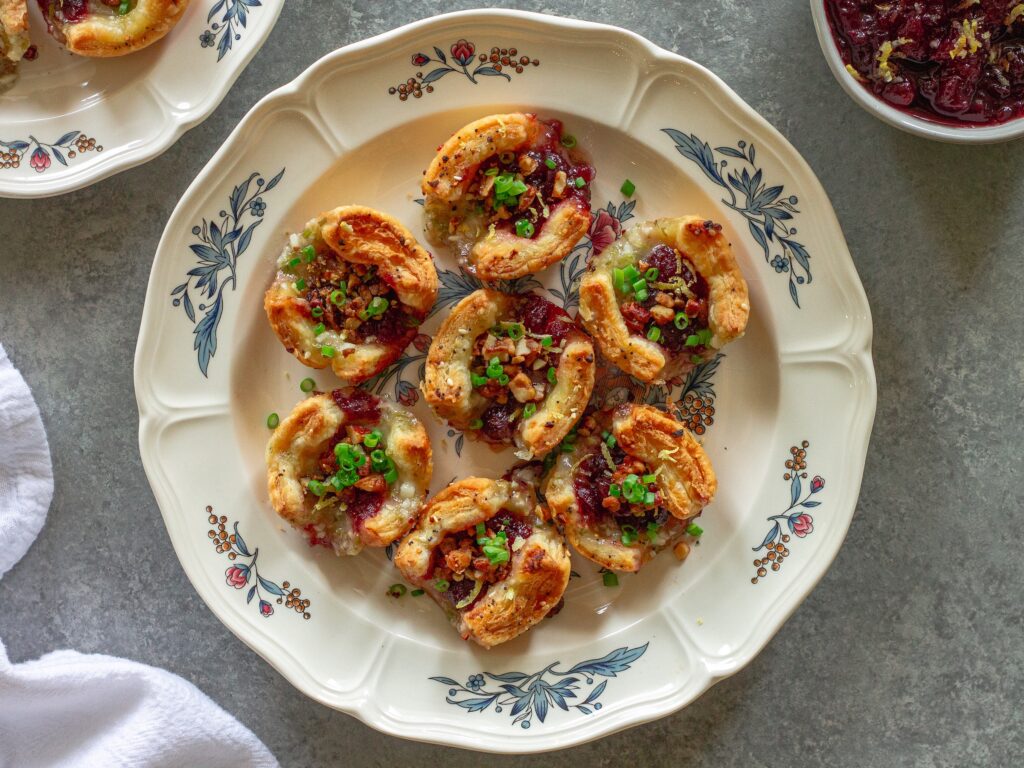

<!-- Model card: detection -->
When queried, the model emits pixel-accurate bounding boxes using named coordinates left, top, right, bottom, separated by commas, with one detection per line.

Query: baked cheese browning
left=393, top=476, right=570, bottom=648
left=580, top=216, right=749, bottom=384
left=266, top=389, right=432, bottom=556
left=422, top=112, right=593, bottom=280
left=423, top=289, right=595, bottom=459
left=542, top=405, right=716, bottom=572
left=265, top=206, right=438, bottom=385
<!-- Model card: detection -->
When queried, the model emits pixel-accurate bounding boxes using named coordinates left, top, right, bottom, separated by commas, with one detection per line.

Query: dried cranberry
left=302, top=524, right=333, bottom=549
left=445, top=578, right=484, bottom=609
left=646, top=244, right=679, bottom=279
left=572, top=452, right=612, bottom=524
left=521, top=294, right=575, bottom=343
left=479, top=401, right=516, bottom=443
left=57, top=0, right=89, bottom=22
left=331, top=389, right=381, bottom=423
left=490, top=510, right=533, bottom=542
left=346, top=489, right=383, bottom=530
left=360, top=306, right=418, bottom=348
left=619, top=302, right=651, bottom=335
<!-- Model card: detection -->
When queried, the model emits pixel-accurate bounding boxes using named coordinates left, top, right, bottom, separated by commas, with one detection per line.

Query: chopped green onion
left=602, top=571, right=619, bottom=587
left=384, top=466, right=398, bottom=485
left=370, top=449, right=386, bottom=464
left=497, top=373, right=510, bottom=386
left=644, top=491, right=656, bottom=506
left=307, top=479, right=326, bottom=496
left=632, top=278, right=647, bottom=293
left=561, top=134, right=577, bottom=148
left=330, top=288, right=346, bottom=305
left=469, top=418, right=483, bottom=430
left=321, top=345, right=335, bottom=358
left=647, top=326, right=661, bottom=342
left=623, top=265, right=640, bottom=283
left=635, top=288, right=649, bottom=302
left=476, top=523, right=486, bottom=540
left=118, top=0, right=130, bottom=14
left=506, top=323, right=525, bottom=340
left=560, top=442, right=575, bottom=453
left=367, top=296, right=389, bottom=316
left=302, top=245, right=316, bottom=262
left=484, top=167, right=499, bottom=176
left=621, top=525, right=638, bottom=545
left=609, top=483, right=621, bottom=497
left=387, top=583, right=407, bottom=597
left=363, top=430, right=381, bottom=448
left=411, top=588, right=425, bottom=596
left=294, top=278, right=307, bottom=292
left=547, top=366, right=557, bottom=385
left=299, top=378, right=315, bottom=393
left=515, top=219, right=535, bottom=238
left=621, top=179, right=636, bottom=197
left=642, top=473, right=657, bottom=484
left=613, top=267, right=626, bottom=294
left=686, top=328, right=713, bottom=347
left=647, top=522, right=659, bottom=541
left=605, top=434, right=617, bottom=449
left=601, top=430, right=610, bottom=440
left=644, top=267, right=659, bottom=282
left=540, top=335, right=553, bottom=347
left=687, top=523, right=704, bottom=537
left=574, top=176, right=586, bottom=188
left=691, top=354, right=704, bottom=364
left=674, top=312, right=690, bottom=330
left=434, top=579, right=450, bottom=592
left=311, top=306, right=324, bottom=318
left=486, top=357, right=504, bottom=378
left=287, top=257, right=301, bottom=269
left=523, top=402, right=537, bottom=419
left=266, top=412, right=279, bottom=429
left=351, top=447, right=367, bottom=467
left=545, top=157, right=557, bottom=170
left=312, top=322, right=325, bottom=336
left=471, top=373, right=488, bottom=388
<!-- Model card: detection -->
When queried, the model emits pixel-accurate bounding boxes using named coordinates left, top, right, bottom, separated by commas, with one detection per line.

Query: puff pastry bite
left=265, top=206, right=438, bottom=385
left=542, top=404, right=716, bottom=572
left=1, top=0, right=29, bottom=91
left=37, top=0, right=190, bottom=57
left=266, top=388, right=432, bottom=556
left=393, top=475, right=570, bottom=648
left=579, top=216, right=749, bottom=384
left=422, top=112, right=593, bottom=280
left=423, top=288, right=595, bottom=459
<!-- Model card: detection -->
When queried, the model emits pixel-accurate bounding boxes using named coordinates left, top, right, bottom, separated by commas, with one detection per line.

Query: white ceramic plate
left=0, top=0, right=283, bottom=198
left=135, top=10, right=876, bottom=753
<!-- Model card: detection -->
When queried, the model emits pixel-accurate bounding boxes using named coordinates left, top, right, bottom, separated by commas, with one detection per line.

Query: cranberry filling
left=479, top=401, right=517, bottom=443
left=521, top=294, right=576, bottom=344
left=331, top=389, right=381, bottom=423
left=345, top=489, right=385, bottom=531
left=444, top=577, right=481, bottom=607
left=826, top=0, right=1024, bottom=125
left=490, top=510, right=533, bottom=542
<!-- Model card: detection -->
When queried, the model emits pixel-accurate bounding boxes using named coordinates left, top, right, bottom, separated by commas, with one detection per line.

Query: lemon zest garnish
left=949, top=19, right=981, bottom=59
left=954, top=0, right=979, bottom=10
left=1007, top=4, right=1024, bottom=26
left=845, top=63, right=866, bottom=82
left=877, top=38, right=911, bottom=82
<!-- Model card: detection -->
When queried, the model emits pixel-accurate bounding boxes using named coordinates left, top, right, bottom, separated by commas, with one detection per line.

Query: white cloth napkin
left=0, top=343, right=279, bottom=768
left=0, top=343, right=52, bottom=578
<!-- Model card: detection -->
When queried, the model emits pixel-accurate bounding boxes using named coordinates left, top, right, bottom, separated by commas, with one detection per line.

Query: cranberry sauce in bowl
left=825, top=0, right=1024, bottom=127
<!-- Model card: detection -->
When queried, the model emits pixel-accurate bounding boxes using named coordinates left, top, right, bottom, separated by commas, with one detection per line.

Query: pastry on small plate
left=1, top=0, right=30, bottom=91
left=393, top=475, right=570, bottom=648
left=421, top=112, right=593, bottom=281
left=542, top=404, right=716, bottom=572
left=579, top=216, right=749, bottom=383
left=37, top=0, right=190, bottom=57
left=266, top=388, right=432, bottom=556
left=423, top=288, right=595, bottom=459
left=265, top=206, right=438, bottom=385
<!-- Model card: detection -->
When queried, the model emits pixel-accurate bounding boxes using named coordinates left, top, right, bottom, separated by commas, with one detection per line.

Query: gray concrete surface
left=1, top=1, right=1022, bottom=765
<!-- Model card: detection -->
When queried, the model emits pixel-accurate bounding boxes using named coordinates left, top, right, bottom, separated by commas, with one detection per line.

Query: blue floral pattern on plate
left=201, top=0, right=266, bottom=61
left=663, top=131, right=811, bottom=307
left=172, top=168, right=284, bottom=376
left=432, top=644, right=648, bottom=728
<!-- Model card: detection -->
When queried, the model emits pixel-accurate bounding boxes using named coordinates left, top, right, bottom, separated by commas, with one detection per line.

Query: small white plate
left=0, top=0, right=283, bottom=198
left=136, top=10, right=876, bottom=753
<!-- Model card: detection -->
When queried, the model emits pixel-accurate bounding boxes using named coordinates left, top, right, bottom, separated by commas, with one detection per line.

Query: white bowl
left=809, top=0, right=1024, bottom=144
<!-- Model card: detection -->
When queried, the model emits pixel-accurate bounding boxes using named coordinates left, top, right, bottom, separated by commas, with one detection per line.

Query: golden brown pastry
left=393, top=475, right=570, bottom=648
left=265, top=206, right=438, bottom=386
left=266, top=388, right=432, bottom=556
left=579, top=216, right=749, bottom=384
left=421, top=112, right=593, bottom=280
left=423, top=288, right=595, bottom=459
left=1, top=0, right=29, bottom=90
left=542, top=404, right=716, bottom=572
left=37, top=0, right=190, bottom=57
